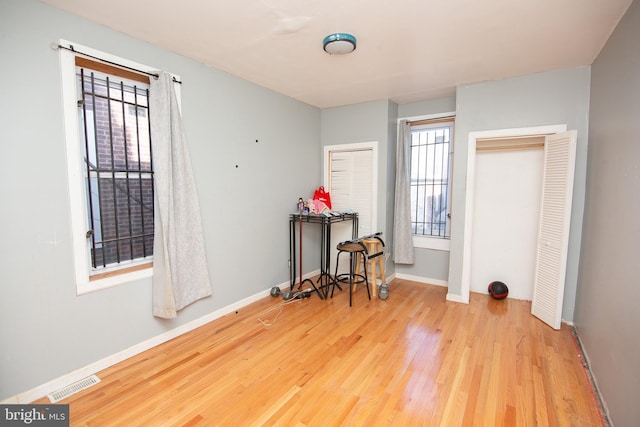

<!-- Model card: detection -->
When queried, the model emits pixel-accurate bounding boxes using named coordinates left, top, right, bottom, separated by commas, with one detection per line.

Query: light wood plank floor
left=37, top=279, right=604, bottom=426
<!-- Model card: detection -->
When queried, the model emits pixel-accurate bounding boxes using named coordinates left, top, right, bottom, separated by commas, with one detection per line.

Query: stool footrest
left=335, top=273, right=367, bottom=286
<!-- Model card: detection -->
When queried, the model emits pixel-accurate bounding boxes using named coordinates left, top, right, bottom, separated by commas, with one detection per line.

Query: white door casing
left=461, top=125, right=568, bottom=304
left=324, top=142, right=378, bottom=274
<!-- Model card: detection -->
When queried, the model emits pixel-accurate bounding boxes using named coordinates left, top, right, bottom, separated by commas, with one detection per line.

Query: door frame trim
left=459, top=124, right=567, bottom=303
left=323, top=141, right=378, bottom=232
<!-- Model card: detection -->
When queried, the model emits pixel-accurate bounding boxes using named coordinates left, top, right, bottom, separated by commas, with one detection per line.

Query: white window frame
left=400, top=112, right=455, bottom=251
left=59, top=40, right=171, bottom=294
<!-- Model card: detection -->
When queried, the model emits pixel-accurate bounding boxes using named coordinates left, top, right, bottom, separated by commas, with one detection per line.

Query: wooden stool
left=357, top=237, right=386, bottom=298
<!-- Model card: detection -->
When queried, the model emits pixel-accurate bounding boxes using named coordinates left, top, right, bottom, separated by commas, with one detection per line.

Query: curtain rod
left=56, top=44, right=182, bottom=84
left=408, top=116, right=455, bottom=126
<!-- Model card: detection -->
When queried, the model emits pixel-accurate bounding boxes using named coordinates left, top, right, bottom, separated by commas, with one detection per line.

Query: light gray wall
left=320, top=100, right=397, bottom=265
left=398, top=96, right=456, bottom=118
left=395, top=97, right=457, bottom=282
left=0, top=0, right=321, bottom=401
left=324, top=95, right=457, bottom=285
left=576, top=1, right=640, bottom=425
left=448, top=67, right=591, bottom=321
left=395, top=249, right=452, bottom=283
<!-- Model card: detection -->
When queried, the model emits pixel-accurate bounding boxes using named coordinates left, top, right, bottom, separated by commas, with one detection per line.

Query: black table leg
left=289, top=217, right=296, bottom=289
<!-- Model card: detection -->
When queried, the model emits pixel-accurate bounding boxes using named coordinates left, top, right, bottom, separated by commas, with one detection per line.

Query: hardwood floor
left=38, top=279, right=604, bottom=426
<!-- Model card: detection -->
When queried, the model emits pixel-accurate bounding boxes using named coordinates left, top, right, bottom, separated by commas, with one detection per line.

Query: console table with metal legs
left=289, top=212, right=358, bottom=299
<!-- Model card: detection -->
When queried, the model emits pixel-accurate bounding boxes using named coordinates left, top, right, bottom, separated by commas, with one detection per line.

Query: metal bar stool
left=332, top=240, right=370, bottom=306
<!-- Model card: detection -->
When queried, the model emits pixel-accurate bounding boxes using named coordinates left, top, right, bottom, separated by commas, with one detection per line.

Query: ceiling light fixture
left=323, top=33, right=357, bottom=55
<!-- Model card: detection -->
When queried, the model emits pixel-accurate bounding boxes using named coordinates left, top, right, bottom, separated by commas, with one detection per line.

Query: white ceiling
left=41, top=0, right=631, bottom=109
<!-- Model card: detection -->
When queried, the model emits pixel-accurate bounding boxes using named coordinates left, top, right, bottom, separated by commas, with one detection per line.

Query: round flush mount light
left=323, top=33, right=357, bottom=55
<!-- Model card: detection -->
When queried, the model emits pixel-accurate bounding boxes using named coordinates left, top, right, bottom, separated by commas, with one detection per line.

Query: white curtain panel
left=393, top=120, right=415, bottom=264
left=149, top=72, right=212, bottom=318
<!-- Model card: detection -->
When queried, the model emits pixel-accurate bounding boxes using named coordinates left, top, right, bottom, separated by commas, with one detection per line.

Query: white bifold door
left=531, top=131, right=577, bottom=329
left=325, top=144, right=376, bottom=275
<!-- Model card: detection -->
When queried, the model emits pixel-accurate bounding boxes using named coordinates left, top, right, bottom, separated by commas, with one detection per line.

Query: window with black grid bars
left=77, top=61, right=154, bottom=270
left=409, top=119, right=454, bottom=239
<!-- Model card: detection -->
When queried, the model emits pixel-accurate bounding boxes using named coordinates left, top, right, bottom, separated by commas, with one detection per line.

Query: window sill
left=413, top=235, right=450, bottom=251
left=77, top=261, right=153, bottom=295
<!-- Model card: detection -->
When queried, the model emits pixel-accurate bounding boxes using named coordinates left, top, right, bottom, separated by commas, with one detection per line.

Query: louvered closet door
left=531, top=131, right=577, bottom=329
left=328, top=148, right=374, bottom=275
left=329, top=149, right=374, bottom=235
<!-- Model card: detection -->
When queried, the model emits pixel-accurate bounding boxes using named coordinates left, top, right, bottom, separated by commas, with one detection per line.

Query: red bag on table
left=313, top=186, right=332, bottom=210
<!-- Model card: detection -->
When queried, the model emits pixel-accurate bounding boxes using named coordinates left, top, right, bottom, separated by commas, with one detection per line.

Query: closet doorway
left=470, top=136, right=544, bottom=301
left=461, top=125, right=576, bottom=329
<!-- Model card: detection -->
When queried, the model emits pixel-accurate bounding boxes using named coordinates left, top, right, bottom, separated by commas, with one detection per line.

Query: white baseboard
left=445, top=293, right=469, bottom=304
left=394, top=273, right=448, bottom=288
left=2, top=272, right=319, bottom=405
left=289, top=269, right=320, bottom=288
left=394, top=273, right=470, bottom=304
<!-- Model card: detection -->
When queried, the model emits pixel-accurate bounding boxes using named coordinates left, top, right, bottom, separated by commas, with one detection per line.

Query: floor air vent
left=48, top=375, right=101, bottom=403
